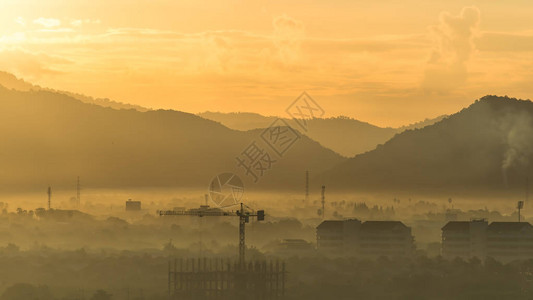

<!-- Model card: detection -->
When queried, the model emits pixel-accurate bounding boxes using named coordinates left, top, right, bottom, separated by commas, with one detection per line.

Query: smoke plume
left=501, top=111, right=533, bottom=186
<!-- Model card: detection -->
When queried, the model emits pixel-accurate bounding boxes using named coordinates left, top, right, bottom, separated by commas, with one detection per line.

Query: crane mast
left=159, top=202, right=264, bottom=268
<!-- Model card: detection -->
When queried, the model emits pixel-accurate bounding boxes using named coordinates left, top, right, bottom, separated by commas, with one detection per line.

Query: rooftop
left=317, top=219, right=360, bottom=231
left=360, top=221, right=407, bottom=231
left=442, top=221, right=471, bottom=231
left=317, top=220, right=344, bottom=231
left=487, top=222, right=533, bottom=232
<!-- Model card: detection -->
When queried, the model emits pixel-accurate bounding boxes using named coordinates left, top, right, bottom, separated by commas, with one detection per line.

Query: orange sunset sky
left=1, top=0, right=533, bottom=127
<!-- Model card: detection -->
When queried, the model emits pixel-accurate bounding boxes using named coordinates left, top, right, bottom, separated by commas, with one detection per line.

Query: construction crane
left=158, top=203, right=265, bottom=268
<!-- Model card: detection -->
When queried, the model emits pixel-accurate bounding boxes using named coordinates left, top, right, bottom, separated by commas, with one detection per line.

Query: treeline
left=286, top=255, right=533, bottom=300
left=2, top=248, right=533, bottom=299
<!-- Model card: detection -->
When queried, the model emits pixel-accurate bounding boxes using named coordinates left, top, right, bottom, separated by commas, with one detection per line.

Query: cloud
left=14, top=17, right=26, bottom=27
left=37, top=28, right=75, bottom=33
left=422, top=6, right=481, bottom=94
left=71, top=19, right=101, bottom=27
left=272, top=15, right=305, bottom=66
left=71, top=20, right=83, bottom=27
left=305, top=35, right=427, bottom=53
left=203, top=35, right=233, bottom=72
left=33, top=18, right=61, bottom=28
left=0, top=49, right=70, bottom=79
left=476, top=32, right=533, bottom=52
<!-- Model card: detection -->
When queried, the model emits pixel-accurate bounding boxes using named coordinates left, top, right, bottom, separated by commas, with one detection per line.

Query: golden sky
left=1, top=0, right=533, bottom=127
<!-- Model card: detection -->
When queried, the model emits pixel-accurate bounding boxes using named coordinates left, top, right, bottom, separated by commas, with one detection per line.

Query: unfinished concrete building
left=168, top=258, right=285, bottom=300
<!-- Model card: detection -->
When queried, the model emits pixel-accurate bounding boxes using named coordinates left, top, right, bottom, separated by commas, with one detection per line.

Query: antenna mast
left=77, top=176, right=81, bottom=207
left=526, top=176, right=529, bottom=207
left=47, top=186, right=52, bottom=210
left=305, top=171, right=309, bottom=202
left=518, top=201, right=524, bottom=222
left=321, top=185, right=326, bottom=219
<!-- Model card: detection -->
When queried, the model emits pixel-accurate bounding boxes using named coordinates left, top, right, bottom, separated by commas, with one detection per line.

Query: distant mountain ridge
left=0, top=86, right=344, bottom=192
left=0, top=71, right=150, bottom=112
left=198, top=112, right=446, bottom=157
left=0, top=71, right=445, bottom=158
left=318, top=95, right=533, bottom=193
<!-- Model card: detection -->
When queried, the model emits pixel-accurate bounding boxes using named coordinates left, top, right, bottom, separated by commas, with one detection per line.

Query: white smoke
left=501, top=111, right=533, bottom=186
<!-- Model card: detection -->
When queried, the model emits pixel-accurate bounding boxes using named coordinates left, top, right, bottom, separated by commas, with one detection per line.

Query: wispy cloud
left=2, top=4, right=533, bottom=126
left=14, top=17, right=26, bottom=27
left=33, top=18, right=61, bottom=28
left=71, top=19, right=101, bottom=27
left=0, top=48, right=71, bottom=78
left=422, top=6, right=481, bottom=94
left=476, top=32, right=533, bottom=52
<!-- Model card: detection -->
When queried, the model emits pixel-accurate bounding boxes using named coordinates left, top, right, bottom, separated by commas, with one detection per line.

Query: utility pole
left=76, top=176, right=81, bottom=207
left=305, top=171, right=309, bottom=202
left=526, top=176, right=529, bottom=207
left=518, top=201, right=524, bottom=222
left=47, top=186, right=52, bottom=210
left=321, top=185, right=326, bottom=219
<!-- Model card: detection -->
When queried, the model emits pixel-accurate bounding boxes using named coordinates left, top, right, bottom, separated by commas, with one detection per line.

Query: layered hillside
left=319, top=96, right=533, bottom=193
left=0, top=87, right=344, bottom=192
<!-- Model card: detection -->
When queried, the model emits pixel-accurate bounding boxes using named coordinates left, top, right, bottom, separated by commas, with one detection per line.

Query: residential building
left=486, top=222, right=533, bottom=262
left=358, top=221, right=414, bottom=257
left=125, top=199, right=141, bottom=211
left=441, top=219, right=487, bottom=259
left=316, top=219, right=361, bottom=254
left=317, top=219, right=414, bottom=257
left=441, top=220, right=533, bottom=261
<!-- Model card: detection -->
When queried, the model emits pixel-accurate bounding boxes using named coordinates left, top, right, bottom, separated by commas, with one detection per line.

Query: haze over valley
left=2, top=1, right=533, bottom=299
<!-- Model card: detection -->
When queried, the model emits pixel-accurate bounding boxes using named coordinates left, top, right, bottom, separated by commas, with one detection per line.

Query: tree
left=1, top=283, right=53, bottom=300
left=90, top=290, right=112, bottom=300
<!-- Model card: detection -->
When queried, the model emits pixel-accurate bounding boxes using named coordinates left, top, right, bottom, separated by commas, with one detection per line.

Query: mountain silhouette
left=0, top=86, right=344, bottom=192
left=318, top=96, right=533, bottom=194
left=0, top=71, right=150, bottom=112
left=199, top=112, right=445, bottom=157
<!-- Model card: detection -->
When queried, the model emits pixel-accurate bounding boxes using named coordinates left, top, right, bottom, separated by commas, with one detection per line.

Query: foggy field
left=0, top=188, right=531, bottom=299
